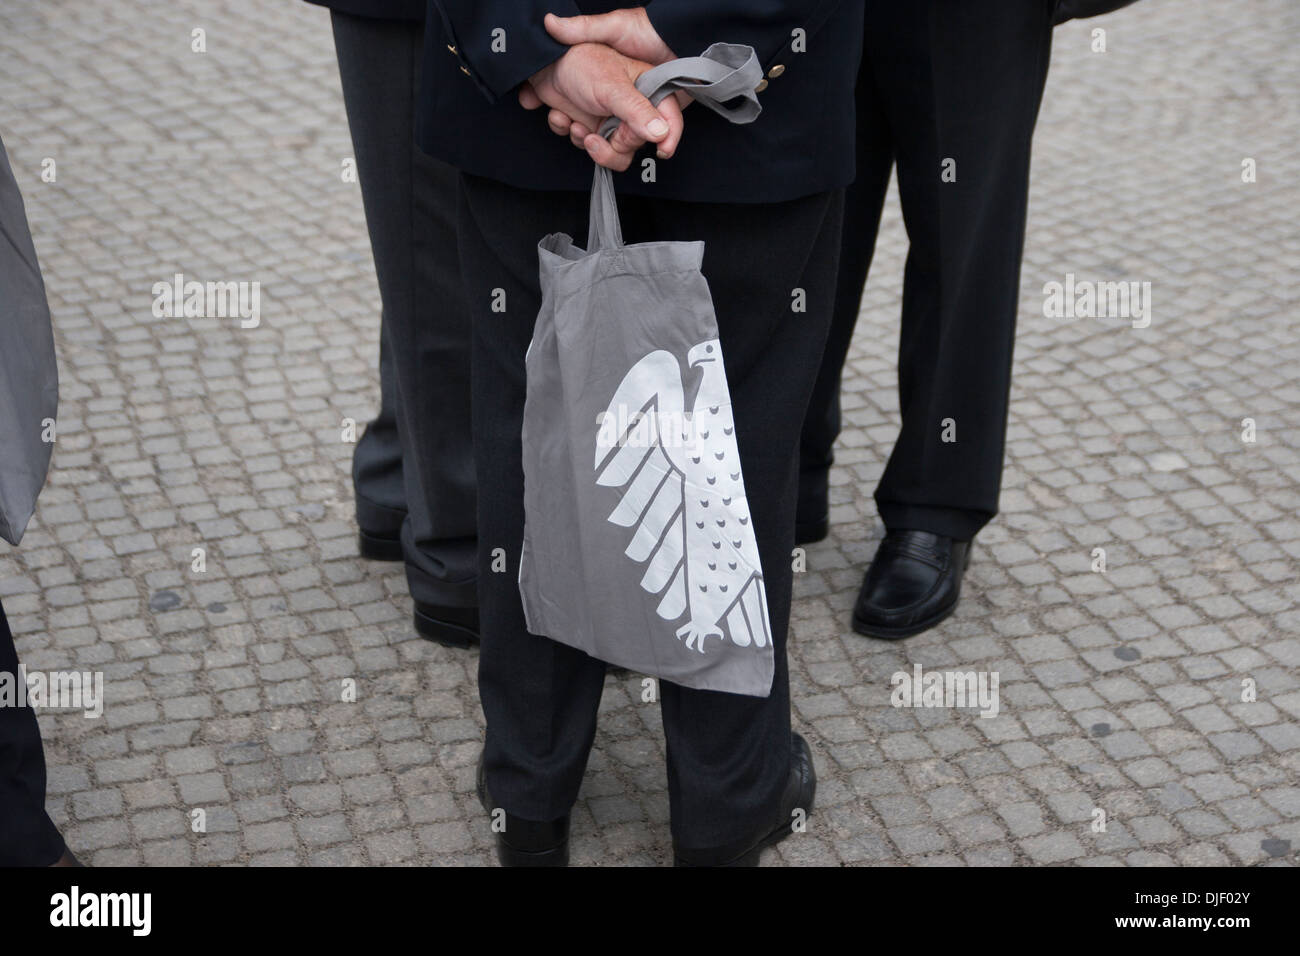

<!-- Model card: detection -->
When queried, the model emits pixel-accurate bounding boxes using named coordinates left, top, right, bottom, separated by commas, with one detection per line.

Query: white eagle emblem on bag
left=594, top=339, right=771, bottom=653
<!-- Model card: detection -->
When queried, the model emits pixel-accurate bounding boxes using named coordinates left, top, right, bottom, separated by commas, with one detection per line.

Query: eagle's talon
left=676, top=622, right=722, bottom=653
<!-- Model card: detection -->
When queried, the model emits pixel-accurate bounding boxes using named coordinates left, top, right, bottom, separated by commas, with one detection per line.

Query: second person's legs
left=332, top=11, right=478, bottom=639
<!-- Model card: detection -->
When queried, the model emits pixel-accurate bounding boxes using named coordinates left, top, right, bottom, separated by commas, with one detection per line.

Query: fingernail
left=648, top=118, right=668, bottom=137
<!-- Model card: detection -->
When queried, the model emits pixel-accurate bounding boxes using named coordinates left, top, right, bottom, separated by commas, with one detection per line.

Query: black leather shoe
left=414, top=602, right=479, bottom=648
left=851, top=530, right=971, bottom=640
left=673, top=732, right=816, bottom=867
left=357, top=527, right=404, bottom=562
left=476, top=754, right=570, bottom=867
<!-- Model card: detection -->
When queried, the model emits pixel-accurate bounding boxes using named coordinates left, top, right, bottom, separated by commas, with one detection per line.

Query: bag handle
left=587, top=43, right=764, bottom=252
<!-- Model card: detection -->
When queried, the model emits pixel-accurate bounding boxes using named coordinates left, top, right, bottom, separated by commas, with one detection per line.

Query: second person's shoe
left=851, top=530, right=971, bottom=640
left=357, top=525, right=404, bottom=562
left=414, top=602, right=479, bottom=648
left=355, top=493, right=407, bottom=563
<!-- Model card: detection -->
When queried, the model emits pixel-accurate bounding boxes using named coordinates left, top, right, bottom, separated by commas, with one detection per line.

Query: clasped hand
left=520, top=10, right=690, bottom=171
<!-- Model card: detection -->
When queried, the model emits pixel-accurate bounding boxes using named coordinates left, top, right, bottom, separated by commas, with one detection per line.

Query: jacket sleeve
left=644, top=0, right=848, bottom=73
left=430, top=0, right=582, bottom=103
left=1053, top=0, right=1141, bottom=25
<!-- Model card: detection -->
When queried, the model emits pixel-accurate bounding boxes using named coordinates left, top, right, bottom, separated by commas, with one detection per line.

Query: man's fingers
left=544, top=9, right=674, bottom=64
left=653, top=95, right=684, bottom=159
left=531, top=75, right=603, bottom=136
left=544, top=11, right=621, bottom=48
left=548, top=109, right=573, bottom=137
left=605, top=83, right=670, bottom=148
left=533, top=41, right=684, bottom=160
left=518, top=82, right=544, bottom=111
left=607, top=95, right=682, bottom=159
left=569, top=121, right=593, bottom=150
left=606, top=120, right=638, bottom=157
left=583, top=132, right=632, bottom=172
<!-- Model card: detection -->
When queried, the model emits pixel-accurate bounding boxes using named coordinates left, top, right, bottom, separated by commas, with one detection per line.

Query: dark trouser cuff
left=354, top=491, right=407, bottom=538
left=875, top=500, right=991, bottom=542
left=405, top=564, right=479, bottom=611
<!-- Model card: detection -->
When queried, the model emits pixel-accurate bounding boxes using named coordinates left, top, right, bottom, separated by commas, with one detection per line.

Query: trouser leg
left=625, top=190, right=845, bottom=849
left=459, top=172, right=842, bottom=842
left=799, top=18, right=894, bottom=495
left=333, top=11, right=477, bottom=606
left=457, top=174, right=606, bottom=820
left=873, top=0, right=1054, bottom=540
left=0, top=599, right=65, bottom=866
left=352, top=316, right=406, bottom=537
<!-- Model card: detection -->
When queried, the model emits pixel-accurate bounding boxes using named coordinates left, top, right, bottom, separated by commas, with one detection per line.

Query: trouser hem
left=875, top=500, right=991, bottom=542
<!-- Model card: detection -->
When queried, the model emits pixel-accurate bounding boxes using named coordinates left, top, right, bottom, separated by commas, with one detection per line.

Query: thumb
left=544, top=12, right=614, bottom=47
left=607, top=83, right=670, bottom=145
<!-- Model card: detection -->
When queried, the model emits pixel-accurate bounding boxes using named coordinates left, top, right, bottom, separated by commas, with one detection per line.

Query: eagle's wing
left=595, top=351, right=690, bottom=621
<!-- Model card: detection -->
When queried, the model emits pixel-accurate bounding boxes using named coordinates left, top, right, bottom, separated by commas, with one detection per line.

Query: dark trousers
left=802, top=0, right=1054, bottom=542
left=332, top=11, right=477, bottom=608
left=0, top=599, right=64, bottom=866
left=458, top=173, right=843, bottom=848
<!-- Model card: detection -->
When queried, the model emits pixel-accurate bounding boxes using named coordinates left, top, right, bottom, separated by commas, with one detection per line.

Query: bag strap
left=587, top=43, right=764, bottom=252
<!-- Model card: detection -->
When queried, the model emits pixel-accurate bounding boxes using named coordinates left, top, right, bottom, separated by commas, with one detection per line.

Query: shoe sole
left=851, top=600, right=958, bottom=640
left=496, top=840, right=570, bottom=867
left=414, top=610, right=479, bottom=649
left=357, top=530, right=404, bottom=563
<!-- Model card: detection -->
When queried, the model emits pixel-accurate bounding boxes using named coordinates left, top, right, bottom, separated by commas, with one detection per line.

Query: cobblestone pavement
left=1, top=0, right=1297, bottom=866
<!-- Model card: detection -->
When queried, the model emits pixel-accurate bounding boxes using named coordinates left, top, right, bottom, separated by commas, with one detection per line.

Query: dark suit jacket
left=417, top=1, right=862, bottom=203
left=1054, top=0, right=1140, bottom=24
left=302, top=0, right=423, bottom=21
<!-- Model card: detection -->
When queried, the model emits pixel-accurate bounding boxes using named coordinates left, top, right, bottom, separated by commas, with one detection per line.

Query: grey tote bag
left=518, top=45, right=777, bottom=698
left=0, top=134, right=58, bottom=547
